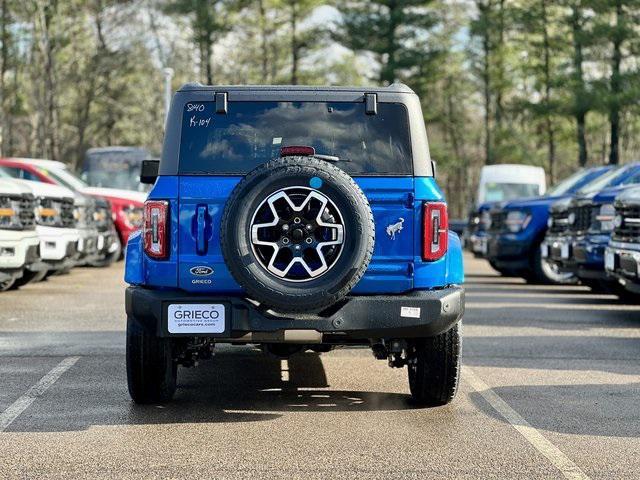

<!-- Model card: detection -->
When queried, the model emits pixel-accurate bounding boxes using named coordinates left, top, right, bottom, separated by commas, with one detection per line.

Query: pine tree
left=335, top=0, right=439, bottom=85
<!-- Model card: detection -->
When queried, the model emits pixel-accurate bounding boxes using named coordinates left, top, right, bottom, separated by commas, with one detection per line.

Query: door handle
left=196, top=205, right=207, bottom=255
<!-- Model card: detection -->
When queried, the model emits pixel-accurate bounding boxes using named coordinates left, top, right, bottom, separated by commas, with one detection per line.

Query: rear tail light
left=280, top=145, right=315, bottom=157
left=423, top=202, right=448, bottom=261
left=143, top=200, right=169, bottom=259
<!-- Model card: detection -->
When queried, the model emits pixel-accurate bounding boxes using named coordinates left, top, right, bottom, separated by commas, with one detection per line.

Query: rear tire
left=408, top=322, right=461, bottom=406
left=126, top=316, right=177, bottom=404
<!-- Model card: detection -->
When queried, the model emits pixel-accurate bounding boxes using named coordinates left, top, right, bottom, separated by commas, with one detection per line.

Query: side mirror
left=140, top=159, right=160, bottom=184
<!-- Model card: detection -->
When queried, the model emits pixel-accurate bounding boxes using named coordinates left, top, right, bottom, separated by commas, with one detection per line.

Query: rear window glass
left=178, top=101, right=412, bottom=175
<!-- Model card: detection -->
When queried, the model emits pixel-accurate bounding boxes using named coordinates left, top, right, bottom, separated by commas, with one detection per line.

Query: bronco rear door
left=176, top=97, right=415, bottom=293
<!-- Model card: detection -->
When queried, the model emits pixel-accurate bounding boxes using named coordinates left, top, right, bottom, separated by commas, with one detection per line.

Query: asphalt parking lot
left=0, top=253, right=639, bottom=479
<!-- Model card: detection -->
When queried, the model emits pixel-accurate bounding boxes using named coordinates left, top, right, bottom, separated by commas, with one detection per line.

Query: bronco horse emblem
left=386, top=218, right=405, bottom=240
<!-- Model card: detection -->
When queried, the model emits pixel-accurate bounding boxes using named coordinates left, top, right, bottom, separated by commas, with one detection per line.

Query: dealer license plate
left=167, top=304, right=225, bottom=334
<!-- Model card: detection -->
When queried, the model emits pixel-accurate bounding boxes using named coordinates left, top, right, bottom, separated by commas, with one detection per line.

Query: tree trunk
left=380, top=0, right=398, bottom=85
left=480, top=2, right=493, bottom=165
left=494, top=0, right=504, bottom=131
left=258, top=0, right=269, bottom=83
left=541, top=0, right=556, bottom=181
left=0, top=0, right=8, bottom=156
left=35, top=0, right=58, bottom=160
left=205, top=38, right=213, bottom=85
left=571, top=5, right=588, bottom=167
left=289, top=0, right=298, bottom=85
left=608, top=0, right=622, bottom=165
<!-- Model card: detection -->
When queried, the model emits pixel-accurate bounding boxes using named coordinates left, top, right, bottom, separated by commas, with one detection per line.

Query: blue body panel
left=486, top=167, right=615, bottom=265
left=125, top=175, right=465, bottom=292
left=487, top=195, right=568, bottom=262
left=574, top=186, right=632, bottom=270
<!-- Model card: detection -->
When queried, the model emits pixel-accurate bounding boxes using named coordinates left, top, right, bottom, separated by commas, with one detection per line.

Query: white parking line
left=463, top=366, right=590, bottom=480
left=0, top=356, right=79, bottom=432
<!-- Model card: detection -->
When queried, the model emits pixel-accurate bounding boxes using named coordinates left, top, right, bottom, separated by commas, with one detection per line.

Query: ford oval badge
left=190, top=266, right=214, bottom=276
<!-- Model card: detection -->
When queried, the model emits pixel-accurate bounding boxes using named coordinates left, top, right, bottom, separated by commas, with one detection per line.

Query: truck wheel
left=221, top=156, right=375, bottom=313
left=607, top=282, right=638, bottom=304
left=528, top=247, right=576, bottom=285
left=13, top=270, right=47, bottom=287
left=408, top=322, right=461, bottom=406
left=89, top=238, right=122, bottom=268
left=126, top=316, right=177, bottom=404
left=581, top=278, right=613, bottom=294
left=0, top=277, right=15, bottom=292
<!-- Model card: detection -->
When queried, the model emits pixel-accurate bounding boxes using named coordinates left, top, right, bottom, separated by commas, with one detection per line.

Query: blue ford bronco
left=124, top=83, right=465, bottom=405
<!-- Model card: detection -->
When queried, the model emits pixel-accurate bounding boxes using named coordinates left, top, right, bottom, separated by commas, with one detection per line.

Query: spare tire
left=220, top=156, right=374, bottom=313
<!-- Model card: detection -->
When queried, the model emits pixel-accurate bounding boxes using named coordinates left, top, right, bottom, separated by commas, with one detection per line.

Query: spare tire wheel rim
left=249, top=186, right=345, bottom=282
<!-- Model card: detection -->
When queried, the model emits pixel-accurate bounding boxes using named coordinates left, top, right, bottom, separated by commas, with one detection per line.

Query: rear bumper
left=125, top=286, right=465, bottom=343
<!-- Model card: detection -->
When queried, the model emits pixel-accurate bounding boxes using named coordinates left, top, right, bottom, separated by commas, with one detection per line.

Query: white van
left=476, top=164, right=546, bottom=205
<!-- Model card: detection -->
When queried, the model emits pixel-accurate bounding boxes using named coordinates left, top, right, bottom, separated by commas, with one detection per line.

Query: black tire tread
left=408, top=322, right=461, bottom=406
left=220, top=156, right=375, bottom=313
left=126, top=316, right=177, bottom=404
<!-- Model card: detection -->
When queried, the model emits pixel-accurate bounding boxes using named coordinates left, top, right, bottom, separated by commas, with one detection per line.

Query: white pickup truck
left=0, top=179, right=40, bottom=290
left=17, top=180, right=80, bottom=282
left=0, top=169, right=81, bottom=288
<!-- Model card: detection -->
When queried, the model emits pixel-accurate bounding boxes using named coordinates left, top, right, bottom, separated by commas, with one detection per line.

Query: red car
left=0, top=158, right=146, bottom=248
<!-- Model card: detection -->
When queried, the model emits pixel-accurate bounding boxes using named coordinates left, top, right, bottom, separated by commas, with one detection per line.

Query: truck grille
left=60, top=198, right=76, bottom=228
left=18, top=194, right=36, bottom=230
left=568, top=205, right=594, bottom=233
left=549, top=210, right=570, bottom=234
left=612, top=204, right=640, bottom=242
left=489, top=211, right=506, bottom=232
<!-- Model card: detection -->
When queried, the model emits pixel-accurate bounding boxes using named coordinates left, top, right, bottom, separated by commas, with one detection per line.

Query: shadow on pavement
left=5, top=350, right=417, bottom=433
left=468, top=381, right=640, bottom=438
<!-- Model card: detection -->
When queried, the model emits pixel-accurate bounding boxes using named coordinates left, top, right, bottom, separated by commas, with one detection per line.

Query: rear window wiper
left=314, top=154, right=340, bottom=162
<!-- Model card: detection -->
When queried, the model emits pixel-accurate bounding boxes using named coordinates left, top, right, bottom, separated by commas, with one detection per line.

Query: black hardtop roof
left=178, top=82, right=416, bottom=95
left=160, top=81, right=433, bottom=177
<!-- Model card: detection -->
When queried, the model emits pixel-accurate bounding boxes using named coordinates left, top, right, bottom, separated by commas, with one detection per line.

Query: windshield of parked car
left=577, top=165, right=640, bottom=194
left=38, top=167, right=88, bottom=192
left=483, top=182, right=540, bottom=202
left=0, top=167, right=11, bottom=179
left=83, top=149, right=149, bottom=191
left=546, top=168, right=609, bottom=196
left=178, top=101, right=413, bottom=175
